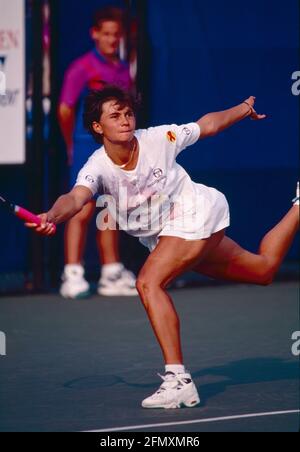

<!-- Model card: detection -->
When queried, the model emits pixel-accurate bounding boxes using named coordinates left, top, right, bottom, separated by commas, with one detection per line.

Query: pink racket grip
left=15, top=206, right=57, bottom=233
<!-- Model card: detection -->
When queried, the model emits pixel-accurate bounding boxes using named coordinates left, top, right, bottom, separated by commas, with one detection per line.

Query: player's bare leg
left=194, top=204, right=299, bottom=285
left=136, top=230, right=225, bottom=364
left=137, top=230, right=225, bottom=408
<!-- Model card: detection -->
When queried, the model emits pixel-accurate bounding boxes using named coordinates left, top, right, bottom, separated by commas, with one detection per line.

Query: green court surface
left=0, top=282, right=299, bottom=432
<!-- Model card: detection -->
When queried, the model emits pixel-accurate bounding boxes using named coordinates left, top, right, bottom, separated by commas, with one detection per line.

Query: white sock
left=101, top=263, right=124, bottom=278
left=64, top=264, right=84, bottom=273
left=165, top=364, right=186, bottom=375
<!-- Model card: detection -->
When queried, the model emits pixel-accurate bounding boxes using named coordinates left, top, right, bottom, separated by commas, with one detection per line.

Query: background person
left=58, top=7, right=137, bottom=298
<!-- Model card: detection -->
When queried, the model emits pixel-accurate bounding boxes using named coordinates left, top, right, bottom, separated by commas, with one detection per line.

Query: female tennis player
left=27, top=86, right=299, bottom=409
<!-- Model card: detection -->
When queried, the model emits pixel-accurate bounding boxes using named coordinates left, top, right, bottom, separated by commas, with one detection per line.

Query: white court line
left=84, top=409, right=300, bottom=432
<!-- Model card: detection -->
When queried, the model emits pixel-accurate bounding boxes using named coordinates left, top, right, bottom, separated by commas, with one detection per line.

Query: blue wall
left=145, top=0, right=299, bottom=255
left=146, top=0, right=298, bottom=170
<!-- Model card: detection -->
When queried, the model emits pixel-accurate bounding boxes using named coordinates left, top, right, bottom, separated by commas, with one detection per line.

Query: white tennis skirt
left=139, top=184, right=230, bottom=253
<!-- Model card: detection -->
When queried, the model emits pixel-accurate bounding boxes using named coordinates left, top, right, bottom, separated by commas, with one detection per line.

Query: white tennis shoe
left=142, top=372, right=200, bottom=409
left=60, top=265, right=90, bottom=299
left=98, top=266, right=138, bottom=296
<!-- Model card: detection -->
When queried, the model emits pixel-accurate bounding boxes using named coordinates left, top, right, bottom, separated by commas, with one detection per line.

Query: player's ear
left=92, top=121, right=103, bottom=136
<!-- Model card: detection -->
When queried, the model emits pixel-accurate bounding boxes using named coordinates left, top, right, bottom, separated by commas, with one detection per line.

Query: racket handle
left=15, top=206, right=57, bottom=233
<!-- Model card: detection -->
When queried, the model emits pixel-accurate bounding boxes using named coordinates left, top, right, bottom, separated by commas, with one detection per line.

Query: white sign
left=0, top=0, right=25, bottom=164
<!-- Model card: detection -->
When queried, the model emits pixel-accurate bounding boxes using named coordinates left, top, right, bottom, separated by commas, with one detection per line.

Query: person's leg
left=60, top=201, right=96, bottom=299
left=136, top=230, right=225, bottom=364
left=96, top=212, right=138, bottom=296
left=96, top=227, right=120, bottom=265
left=194, top=205, right=299, bottom=284
left=64, top=200, right=96, bottom=264
left=137, top=230, right=225, bottom=409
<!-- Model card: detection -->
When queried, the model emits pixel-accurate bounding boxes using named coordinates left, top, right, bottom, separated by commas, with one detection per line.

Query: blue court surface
left=0, top=281, right=299, bottom=432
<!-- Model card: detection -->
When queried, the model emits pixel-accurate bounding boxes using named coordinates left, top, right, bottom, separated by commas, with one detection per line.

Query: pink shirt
left=60, top=49, right=132, bottom=107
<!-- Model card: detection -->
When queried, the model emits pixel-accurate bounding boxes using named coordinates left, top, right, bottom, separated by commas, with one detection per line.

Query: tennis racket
left=0, top=195, right=56, bottom=233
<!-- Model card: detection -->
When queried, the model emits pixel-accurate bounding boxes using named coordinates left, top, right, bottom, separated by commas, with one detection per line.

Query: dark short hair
left=92, top=7, right=124, bottom=29
left=83, top=86, right=138, bottom=144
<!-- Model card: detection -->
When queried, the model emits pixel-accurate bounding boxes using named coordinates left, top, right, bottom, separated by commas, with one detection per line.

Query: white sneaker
left=60, top=265, right=91, bottom=299
left=292, top=182, right=300, bottom=206
left=98, top=266, right=138, bottom=297
left=142, top=372, right=200, bottom=409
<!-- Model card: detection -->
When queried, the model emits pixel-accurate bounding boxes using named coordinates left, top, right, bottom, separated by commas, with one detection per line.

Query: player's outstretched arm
left=197, top=96, right=267, bottom=139
left=25, top=186, right=93, bottom=236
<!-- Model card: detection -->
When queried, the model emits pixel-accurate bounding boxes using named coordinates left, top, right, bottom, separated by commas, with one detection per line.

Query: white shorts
left=139, top=184, right=230, bottom=253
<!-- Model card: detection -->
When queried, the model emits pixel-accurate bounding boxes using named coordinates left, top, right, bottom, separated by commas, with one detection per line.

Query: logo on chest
left=153, top=168, right=163, bottom=179
left=147, top=168, right=167, bottom=188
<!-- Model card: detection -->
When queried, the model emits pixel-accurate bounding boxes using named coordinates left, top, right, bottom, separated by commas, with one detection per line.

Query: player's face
left=91, top=21, right=122, bottom=57
left=93, top=100, right=136, bottom=144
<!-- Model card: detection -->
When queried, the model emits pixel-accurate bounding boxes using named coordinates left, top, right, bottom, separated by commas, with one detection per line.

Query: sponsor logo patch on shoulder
left=183, top=127, right=192, bottom=136
left=85, top=175, right=95, bottom=183
left=167, top=131, right=177, bottom=143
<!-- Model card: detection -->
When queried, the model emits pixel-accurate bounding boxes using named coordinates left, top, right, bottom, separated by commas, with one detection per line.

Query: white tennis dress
left=75, top=123, right=230, bottom=252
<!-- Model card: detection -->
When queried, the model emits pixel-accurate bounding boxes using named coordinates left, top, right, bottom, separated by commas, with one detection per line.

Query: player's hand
left=25, top=213, right=56, bottom=236
left=244, top=96, right=267, bottom=121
